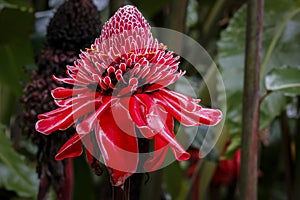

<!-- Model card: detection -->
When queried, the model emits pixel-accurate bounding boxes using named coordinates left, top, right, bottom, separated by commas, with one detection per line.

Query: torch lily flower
left=35, top=5, right=222, bottom=186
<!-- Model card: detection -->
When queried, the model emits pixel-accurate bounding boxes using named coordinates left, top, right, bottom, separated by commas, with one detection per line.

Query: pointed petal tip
left=55, top=133, right=84, bottom=161
left=108, top=168, right=133, bottom=187
left=55, top=146, right=83, bottom=161
left=35, top=120, right=52, bottom=135
left=203, top=108, right=223, bottom=126
left=177, top=152, right=191, bottom=161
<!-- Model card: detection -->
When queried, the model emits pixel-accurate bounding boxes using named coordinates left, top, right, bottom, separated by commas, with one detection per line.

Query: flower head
left=35, top=5, right=222, bottom=186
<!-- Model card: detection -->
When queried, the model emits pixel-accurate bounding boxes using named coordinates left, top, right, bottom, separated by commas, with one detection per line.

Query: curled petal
left=131, top=94, right=190, bottom=166
left=144, top=112, right=190, bottom=171
left=153, top=91, right=222, bottom=126
left=128, top=95, right=155, bottom=139
left=55, top=133, right=83, bottom=160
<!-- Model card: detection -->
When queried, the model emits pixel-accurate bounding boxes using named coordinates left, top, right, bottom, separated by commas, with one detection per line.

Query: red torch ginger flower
left=35, top=5, right=222, bottom=186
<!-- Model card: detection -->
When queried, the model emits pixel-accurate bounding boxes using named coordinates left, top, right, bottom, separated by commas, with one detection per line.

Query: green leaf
left=0, top=1, right=34, bottom=95
left=223, top=133, right=241, bottom=159
left=260, top=92, right=286, bottom=130
left=265, top=66, right=300, bottom=95
left=217, top=0, right=300, bottom=155
left=0, top=124, right=38, bottom=198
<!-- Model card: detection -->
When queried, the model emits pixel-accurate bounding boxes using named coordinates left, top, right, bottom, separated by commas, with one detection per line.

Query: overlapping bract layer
left=35, top=5, right=222, bottom=186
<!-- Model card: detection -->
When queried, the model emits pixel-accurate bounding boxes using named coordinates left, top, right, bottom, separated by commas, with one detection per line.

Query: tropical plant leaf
left=265, top=66, right=300, bottom=95
left=0, top=124, right=38, bottom=198
left=217, top=0, right=300, bottom=156
left=259, top=92, right=287, bottom=130
left=0, top=0, right=34, bottom=95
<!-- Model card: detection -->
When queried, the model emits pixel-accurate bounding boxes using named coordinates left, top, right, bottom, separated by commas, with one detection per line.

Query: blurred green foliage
left=218, top=0, right=300, bottom=157
left=0, top=124, right=38, bottom=199
left=0, top=0, right=34, bottom=96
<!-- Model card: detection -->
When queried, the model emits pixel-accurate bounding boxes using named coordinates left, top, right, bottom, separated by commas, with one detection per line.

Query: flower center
left=92, top=51, right=156, bottom=96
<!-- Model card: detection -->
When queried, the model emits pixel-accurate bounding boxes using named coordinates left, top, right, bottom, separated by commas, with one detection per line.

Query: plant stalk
left=202, top=0, right=227, bottom=39
left=112, top=178, right=130, bottom=200
left=280, top=111, right=294, bottom=200
left=240, top=0, right=264, bottom=199
left=294, top=96, right=300, bottom=199
left=166, top=0, right=188, bottom=33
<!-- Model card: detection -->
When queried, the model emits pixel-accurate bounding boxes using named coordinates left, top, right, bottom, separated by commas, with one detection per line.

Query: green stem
left=240, top=0, right=263, bottom=199
left=261, top=8, right=300, bottom=76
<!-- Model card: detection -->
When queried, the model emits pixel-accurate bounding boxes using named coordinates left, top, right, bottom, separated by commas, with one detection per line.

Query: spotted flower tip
left=35, top=5, right=222, bottom=186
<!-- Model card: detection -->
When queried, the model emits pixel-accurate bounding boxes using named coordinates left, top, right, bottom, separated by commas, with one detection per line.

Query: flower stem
left=280, top=111, right=294, bottom=200
left=240, top=0, right=264, bottom=199
left=112, top=178, right=130, bottom=200
left=294, top=96, right=300, bottom=199
left=55, top=159, right=74, bottom=200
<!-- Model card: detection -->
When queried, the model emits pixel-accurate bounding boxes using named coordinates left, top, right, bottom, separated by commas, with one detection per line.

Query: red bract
left=35, top=5, right=222, bottom=186
left=212, top=149, right=241, bottom=186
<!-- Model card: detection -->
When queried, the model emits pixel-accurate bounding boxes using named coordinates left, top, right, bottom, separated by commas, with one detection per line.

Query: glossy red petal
left=38, top=92, right=100, bottom=119
left=37, top=106, right=70, bottom=119
left=95, top=109, right=138, bottom=186
left=132, top=94, right=190, bottom=164
left=128, top=95, right=155, bottom=139
left=51, top=87, right=88, bottom=99
left=35, top=106, right=73, bottom=134
left=76, top=96, right=115, bottom=134
left=149, top=109, right=190, bottom=161
left=36, top=98, right=99, bottom=134
left=55, top=133, right=83, bottom=160
left=54, top=98, right=73, bottom=107
left=153, top=91, right=222, bottom=126
left=143, top=136, right=169, bottom=172
left=144, top=112, right=190, bottom=171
